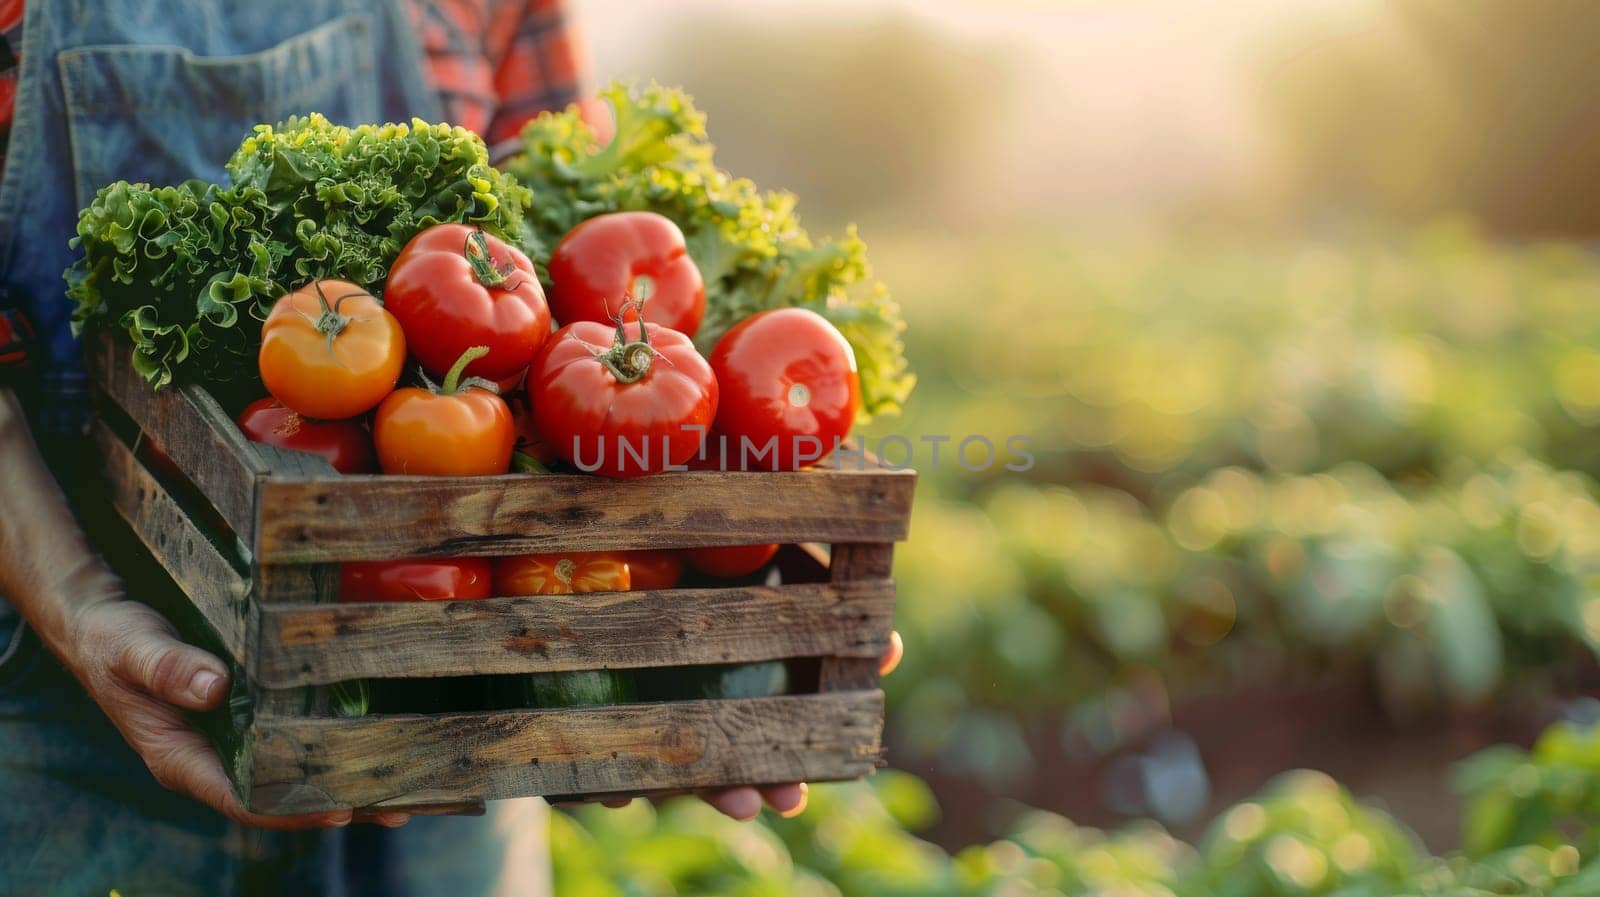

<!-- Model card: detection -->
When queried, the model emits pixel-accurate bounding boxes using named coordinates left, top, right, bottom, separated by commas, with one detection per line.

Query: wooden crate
left=86, top=334, right=914, bottom=815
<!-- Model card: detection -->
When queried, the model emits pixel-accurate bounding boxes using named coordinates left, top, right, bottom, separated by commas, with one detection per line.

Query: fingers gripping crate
left=86, top=334, right=914, bottom=815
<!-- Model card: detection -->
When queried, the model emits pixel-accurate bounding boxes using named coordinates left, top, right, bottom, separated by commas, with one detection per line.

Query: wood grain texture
left=89, top=334, right=265, bottom=539
left=246, top=691, right=884, bottom=813
left=253, top=467, right=915, bottom=563
left=251, top=563, right=340, bottom=717
left=255, top=564, right=341, bottom=605
left=256, top=580, right=894, bottom=687
left=94, top=421, right=251, bottom=661
left=251, top=443, right=339, bottom=478
left=365, top=794, right=487, bottom=816
left=820, top=544, right=896, bottom=692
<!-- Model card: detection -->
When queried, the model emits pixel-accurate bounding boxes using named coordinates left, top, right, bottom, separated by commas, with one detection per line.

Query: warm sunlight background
left=565, top=0, right=1600, bottom=863
left=576, top=0, right=1398, bottom=230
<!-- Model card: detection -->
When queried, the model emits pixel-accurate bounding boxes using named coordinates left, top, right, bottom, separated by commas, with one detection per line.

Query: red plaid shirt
left=405, top=0, right=590, bottom=156
left=0, top=0, right=587, bottom=181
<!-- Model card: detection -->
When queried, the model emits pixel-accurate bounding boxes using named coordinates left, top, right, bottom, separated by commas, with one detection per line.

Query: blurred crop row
left=541, top=195, right=1600, bottom=894
left=554, top=717, right=1600, bottom=897
left=855, top=222, right=1600, bottom=783
left=874, top=220, right=1600, bottom=491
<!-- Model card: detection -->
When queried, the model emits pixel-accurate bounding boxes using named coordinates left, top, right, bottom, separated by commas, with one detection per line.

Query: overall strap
left=0, top=0, right=440, bottom=436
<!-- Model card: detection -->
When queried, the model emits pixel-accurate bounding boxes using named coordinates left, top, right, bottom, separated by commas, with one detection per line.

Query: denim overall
left=0, top=2, right=547, bottom=893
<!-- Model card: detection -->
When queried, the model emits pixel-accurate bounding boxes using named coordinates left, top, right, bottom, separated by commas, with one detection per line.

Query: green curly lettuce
left=67, top=115, right=535, bottom=389
left=504, top=82, right=914, bottom=421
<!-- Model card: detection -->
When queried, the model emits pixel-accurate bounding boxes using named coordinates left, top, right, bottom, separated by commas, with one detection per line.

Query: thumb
left=114, top=628, right=231, bottom=712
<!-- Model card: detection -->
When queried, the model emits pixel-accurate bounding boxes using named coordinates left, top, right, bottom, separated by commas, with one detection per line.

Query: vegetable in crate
left=67, top=115, right=535, bottom=389
left=505, top=82, right=913, bottom=420
left=339, top=558, right=494, bottom=603
left=384, top=224, right=551, bottom=383
left=518, top=669, right=637, bottom=710
left=235, top=398, right=375, bottom=474
left=547, top=211, right=705, bottom=337
left=374, top=347, right=515, bottom=476
left=529, top=314, right=716, bottom=478
left=258, top=280, right=405, bottom=420
left=625, top=550, right=683, bottom=590
left=682, top=544, right=780, bottom=579
left=492, top=553, right=635, bottom=709
left=341, top=558, right=493, bottom=717
left=708, top=308, right=859, bottom=471
left=493, top=553, right=631, bottom=595
left=640, top=661, right=789, bottom=703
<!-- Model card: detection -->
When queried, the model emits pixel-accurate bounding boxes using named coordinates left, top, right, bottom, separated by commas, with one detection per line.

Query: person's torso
left=0, top=0, right=443, bottom=434
left=0, top=0, right=442, bottom=689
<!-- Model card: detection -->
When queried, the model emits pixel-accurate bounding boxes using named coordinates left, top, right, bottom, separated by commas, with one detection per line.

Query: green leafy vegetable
left=505, top=82, right=915, bottom=421
left=66, top=115, right=535, bottom=389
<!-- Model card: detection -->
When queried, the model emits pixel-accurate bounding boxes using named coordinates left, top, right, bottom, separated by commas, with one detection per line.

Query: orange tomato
left=374, top=346, right=516, bottom=476
left=259, top=280, right=405, bottom=420
left=682, top=544, right=780, bottom=578
left=493, top=552, right=632, bottom=595
left=626, top=550, right=684, bottom=590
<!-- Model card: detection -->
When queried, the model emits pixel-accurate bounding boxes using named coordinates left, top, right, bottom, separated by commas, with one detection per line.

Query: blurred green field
left=552, top=720, right=1600, bottom=896
left=548, top=222, right=1600, bottom=895
left=551, top=4, right=1600, bottom=891
left=862, top=222, right=1600, bottom=785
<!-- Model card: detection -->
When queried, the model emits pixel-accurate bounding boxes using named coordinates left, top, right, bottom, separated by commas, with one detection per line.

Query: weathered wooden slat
left=251, top=443, right=341, bottom=478
left=820, top=544, right=896, bottom=692
left=88, top=334, right=265, bottom=539
left=255, top=564, right=342, bottom=604
left=93, top=421, right=251, bottom=661
left=366, top=794, right=487, bottom=816
left=254, top=467, right=915, bottom=563
left=251, top=564, right=340, bottom=718
left=256, top=580, right=894, bottom=687
left=246, top=691, right=884, bottom=813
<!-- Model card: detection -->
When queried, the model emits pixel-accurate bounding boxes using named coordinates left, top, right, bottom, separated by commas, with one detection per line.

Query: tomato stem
left=464, top=229, right=513, bottom=288
left=441, top=345, right=492, bottom=394
left=555, top=558, right=577, bottom=585
left=596, top=298, right=656, bottom=383
left=311, top=281, right=353, bottom=356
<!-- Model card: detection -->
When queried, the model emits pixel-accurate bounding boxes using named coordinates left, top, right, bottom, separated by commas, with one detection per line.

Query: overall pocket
left=56, top=13, right=380, bottom=208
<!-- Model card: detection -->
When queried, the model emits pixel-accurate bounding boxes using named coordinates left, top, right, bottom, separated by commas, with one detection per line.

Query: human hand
left=63, top=597, right=411, bottom=831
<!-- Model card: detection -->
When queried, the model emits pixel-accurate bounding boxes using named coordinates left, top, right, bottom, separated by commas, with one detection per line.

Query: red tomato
left=626, top=550, right=684, bottom=590
left=236, top=398, right=375, bottom=474
left=259, top=280, right=405, bottom=420
left=709, top=309, right=859, bottom=471
left=385, top=224, right=551, bottom=382
left=547, top=212, right=705, bottom=338
left=682, top=544, right=780, bottom=578
left=339, top=557, right=494, bottom=602
left=530, top=318, right=717, bottom=478
left=374, top=347, right=515, bottom=476
left=493, top=553, right=632, bottom=595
